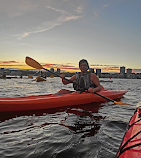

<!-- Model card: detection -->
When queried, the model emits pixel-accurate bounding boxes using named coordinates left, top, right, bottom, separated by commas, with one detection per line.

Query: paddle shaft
left=94, top=92, right=115, bottom=102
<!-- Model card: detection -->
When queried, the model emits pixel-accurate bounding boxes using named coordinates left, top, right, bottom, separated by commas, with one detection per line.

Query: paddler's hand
left=88, top=87, right=95, bottom=94
left=59, top=74, right=69, bottom=85
left=59, top=74, right=65, bottom=79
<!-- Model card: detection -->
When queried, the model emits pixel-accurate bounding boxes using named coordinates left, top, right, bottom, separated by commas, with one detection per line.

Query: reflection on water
left=0, top=103, right=105, bottom=139
left=0, top=77, right=140, bottom=158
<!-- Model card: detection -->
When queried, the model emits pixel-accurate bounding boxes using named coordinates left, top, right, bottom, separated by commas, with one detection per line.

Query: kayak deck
left=0, top=89, right=127, bottom=112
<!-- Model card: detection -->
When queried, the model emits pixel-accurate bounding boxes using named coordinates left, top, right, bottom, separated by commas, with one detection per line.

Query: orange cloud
left=42, top=63, right=76, bottom=69
left=0, top=61, right=19, bottom=64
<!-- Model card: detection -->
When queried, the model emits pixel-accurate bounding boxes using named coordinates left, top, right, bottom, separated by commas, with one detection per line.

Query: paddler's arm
left=88, top=73, right=102, bottom=93
left=59, top=74, right=76, bottom=85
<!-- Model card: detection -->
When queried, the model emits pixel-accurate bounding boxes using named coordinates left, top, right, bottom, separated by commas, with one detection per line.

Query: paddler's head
left=79, top=59, right=89, bottom=73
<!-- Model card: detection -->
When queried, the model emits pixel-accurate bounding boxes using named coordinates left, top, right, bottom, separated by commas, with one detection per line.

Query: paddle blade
left=25, top=56, right=43, bottom=69
left=114, top=101, right=128, bottom=105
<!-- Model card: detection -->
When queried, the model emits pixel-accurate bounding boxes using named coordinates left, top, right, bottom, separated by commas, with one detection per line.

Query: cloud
left=132, top=69, right=141, bottom=73
left=15, top=14, right=82, bottom=39
left=89, top=64, right=121, bottom=73
left=0, top=0, right=38, bottom=17
left=0, top=61, right=25, bottom=69
left=0, top=61, right=19, bottom=64
left=46, top=6, right=67, bottom=14
left=76, top=5, right=84, bottom=14
left=0, top=65, right=25, bottom=67
left=90, top=64, right=120, bottom=68
left=65, top=16, right=81, bottom=21
left=103, top=4, right=109, bottom=8
left=42, top=63, right=75, bottom=69
left=0, top=0, right=85, bottom=39
left=93, top=11, right=98, bottom=17
left=42, top=63, right=121, bottom=73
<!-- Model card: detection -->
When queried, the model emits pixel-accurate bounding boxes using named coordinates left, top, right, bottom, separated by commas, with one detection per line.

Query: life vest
left=73, top=72, right=97, bottom=92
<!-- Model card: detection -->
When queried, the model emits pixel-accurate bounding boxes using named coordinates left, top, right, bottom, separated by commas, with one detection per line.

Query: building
left=126, top=68, right=132, bottom=78
left=136, top=73, right=141, bottom=79
left=50, top=68, right=54, bottom=72
left=57, top=68, right=60, bottom=74
left=89, top=68, right=95, bottom=73
left=96, top=69, right=101, bottom=77
left=119, top=66, right=125, bottom=78
left=0, top=68, right=5, bottom=75
left=127, top=68, right=132, bottom=74
left=120, top=66, right=125, bottom=74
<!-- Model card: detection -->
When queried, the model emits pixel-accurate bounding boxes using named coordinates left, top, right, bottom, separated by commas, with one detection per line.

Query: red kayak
left=116, top=101, right=141, bottom=158
left=0, top=88, right=127, bottom=112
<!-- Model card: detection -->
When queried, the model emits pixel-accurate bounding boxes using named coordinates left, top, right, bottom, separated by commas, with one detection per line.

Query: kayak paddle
left=93, top=92, right=127, bottom=105
left=25, top=56, right=73, bottom=83
left=25, top=56, right=127, bottom=105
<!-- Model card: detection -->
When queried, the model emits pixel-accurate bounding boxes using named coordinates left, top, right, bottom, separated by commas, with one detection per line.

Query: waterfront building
left=57, top=68, right=60, bottom=74
left=136, top=73, right=141, bottom=79
left=101, top=73, right=111, bottom=78
left=0, top=68, right=5, bottom=75
left=50, top=68, right=54, bottom=72
left=120, top=66, right=125, bottom=74
left=127, top=68, right=132, bottom=74
left=120, top=66, right=125, bottom=78
left=96, top=69, right=101, bottom=77
left=126, top=68, right=132, bottom=78
left=89, top=68, right=95, bottom=73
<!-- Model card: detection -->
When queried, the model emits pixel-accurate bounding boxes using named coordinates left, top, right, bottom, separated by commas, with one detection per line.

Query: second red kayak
left=0, top=88, right=127, bottom=112
left=116, top=101, right=141, bottom=158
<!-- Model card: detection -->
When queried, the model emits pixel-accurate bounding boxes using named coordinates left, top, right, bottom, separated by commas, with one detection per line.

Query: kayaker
left=56, top=59, right=102, bottom=95
left=2, top=72, right=6, bottom=78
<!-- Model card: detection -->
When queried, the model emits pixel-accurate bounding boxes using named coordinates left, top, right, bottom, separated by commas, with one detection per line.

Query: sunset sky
left=0, top=0, right=141, bottom=73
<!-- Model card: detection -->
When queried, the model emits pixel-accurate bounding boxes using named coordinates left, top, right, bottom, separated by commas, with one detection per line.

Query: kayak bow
left=116, top=101, right=141, bottom=158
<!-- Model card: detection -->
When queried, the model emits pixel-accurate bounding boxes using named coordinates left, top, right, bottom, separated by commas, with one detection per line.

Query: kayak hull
left=0, top=89, right=127, bottom=112
left=116, top=108, right=141, bottom=158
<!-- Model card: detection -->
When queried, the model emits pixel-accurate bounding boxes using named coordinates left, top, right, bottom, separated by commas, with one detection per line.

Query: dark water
left=0, top=77, right=140, bottom=158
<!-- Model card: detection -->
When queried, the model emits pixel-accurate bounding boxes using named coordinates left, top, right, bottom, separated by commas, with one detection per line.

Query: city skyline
left=0, top=0, right=141, bottom=73
left=1, top=65, right=141, bottom=79
left=1, top=65, right=140, bottom=74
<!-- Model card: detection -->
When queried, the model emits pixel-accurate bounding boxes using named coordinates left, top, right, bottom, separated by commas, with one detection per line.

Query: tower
left=96, top=69, right=101, bottom=77
left=120, top=66, right=125, bottom=74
